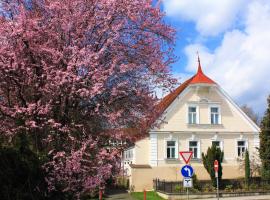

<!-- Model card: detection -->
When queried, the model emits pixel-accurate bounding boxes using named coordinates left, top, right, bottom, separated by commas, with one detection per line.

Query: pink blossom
left=0, top=0, right=176, bottom=198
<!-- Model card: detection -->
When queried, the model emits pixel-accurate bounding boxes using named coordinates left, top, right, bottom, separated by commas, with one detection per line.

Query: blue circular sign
left=181, top=165, right=194, bottom=178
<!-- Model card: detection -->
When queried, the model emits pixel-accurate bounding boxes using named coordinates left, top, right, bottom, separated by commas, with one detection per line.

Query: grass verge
left=131, top=191, right=165, bottom=200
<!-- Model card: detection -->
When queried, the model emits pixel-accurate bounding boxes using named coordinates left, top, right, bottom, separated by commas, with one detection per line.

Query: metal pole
left=216, top=176, right=219, bottom=200
left=187, top=187, right=189, bottom=200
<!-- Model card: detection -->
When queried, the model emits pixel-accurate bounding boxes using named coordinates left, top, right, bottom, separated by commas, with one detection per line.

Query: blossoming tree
left=0, top=0, right=175, bottom=197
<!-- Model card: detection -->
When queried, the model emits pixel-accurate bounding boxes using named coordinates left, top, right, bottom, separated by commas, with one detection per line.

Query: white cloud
left=183, top=1, right=270, bottom=115
left=163, top=0, right=246, bottom=36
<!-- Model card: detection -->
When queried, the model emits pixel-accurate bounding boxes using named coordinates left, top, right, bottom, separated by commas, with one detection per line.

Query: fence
left=153, top=178, right=270, bottom=194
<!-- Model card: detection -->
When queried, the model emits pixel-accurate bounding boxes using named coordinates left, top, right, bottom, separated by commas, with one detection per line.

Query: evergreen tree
left=245, top=150, right=250, bottom=185
left=259, top=96, right=270, bottom=180
left=202, top=145, right=224, bottom=187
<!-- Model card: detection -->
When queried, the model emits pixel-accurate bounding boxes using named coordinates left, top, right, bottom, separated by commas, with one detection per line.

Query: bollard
left=144, top=189, right=146, bottom=200
left=99, top=189, right=102, bottom=200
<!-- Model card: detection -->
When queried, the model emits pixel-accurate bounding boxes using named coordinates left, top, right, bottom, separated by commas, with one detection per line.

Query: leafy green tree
left=202, top=145, right=224, bottom=187
left=260, top=96, right=270, bottom=180
left=245, top=150, right=250, bottom=185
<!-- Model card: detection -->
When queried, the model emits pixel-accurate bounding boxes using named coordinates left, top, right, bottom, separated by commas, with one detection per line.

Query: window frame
left=164, top=137, right=178, bottom=160
left=209, top=105, right=221, bottom=125
left=187, top=104, right=199, bottom=124
left=236, top=140, right=247, bottom=158
left=189, top=140, right=199, bottom=159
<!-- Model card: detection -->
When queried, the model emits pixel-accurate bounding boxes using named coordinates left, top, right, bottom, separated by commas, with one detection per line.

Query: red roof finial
left=189, top=53, right=216, bottom=85
left=197, top=51, right=203, bottom=74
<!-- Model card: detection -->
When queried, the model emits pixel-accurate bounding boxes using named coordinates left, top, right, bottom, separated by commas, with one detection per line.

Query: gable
left=153, top=85, right=260, bottom=133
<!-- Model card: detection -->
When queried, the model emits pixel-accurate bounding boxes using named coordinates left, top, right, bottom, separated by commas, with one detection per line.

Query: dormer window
left=188, top=106, right=197, bottom=124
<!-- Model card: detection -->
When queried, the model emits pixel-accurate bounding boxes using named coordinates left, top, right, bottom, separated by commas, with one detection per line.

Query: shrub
left=174, top=184, right=184, bottom=192
left=202, top=145, right=224, bottom=187
left=202, top=184, right=215, bottom=192
left=192, top=174, right=202, bottom=191
left=224, top=185, right=233, bottom=192
left=249, top=183, right=258, bottom=190
left=245, top=150, right=251, bottom=185
left=115, top=177, right=129, bottom=189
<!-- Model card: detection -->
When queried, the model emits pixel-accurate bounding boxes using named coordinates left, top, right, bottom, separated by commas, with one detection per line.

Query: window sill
left=236, top=157, right=244, bottom=161
left=187, top=123, right=223, bottom=128
left=165, top=158, right=178, bottom=161
left=190, top=158, right=202, bottom=163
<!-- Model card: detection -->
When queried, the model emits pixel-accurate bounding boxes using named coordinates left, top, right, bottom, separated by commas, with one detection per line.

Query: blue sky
left=160, top=0, right=270, bottom=116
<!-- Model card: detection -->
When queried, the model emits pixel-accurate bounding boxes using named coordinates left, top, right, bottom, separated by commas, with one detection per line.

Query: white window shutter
left=197, top=140, right=201, bottom=159
left=220, top=140, right=224, bottom=152
left=245, top=139, right=249, bottom=151
left=219, top=107, right=222, bottom=124
left=175, top=140, right=179, bottom=159
left=197, top=105, right=200, bottom=124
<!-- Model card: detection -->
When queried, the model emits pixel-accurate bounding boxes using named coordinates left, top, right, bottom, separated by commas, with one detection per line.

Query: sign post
left=214, top=160, right=219, bottom=200
left=180, top=151, right=193, bottom=200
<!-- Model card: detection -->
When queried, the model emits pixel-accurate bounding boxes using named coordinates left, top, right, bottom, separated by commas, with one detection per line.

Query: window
left=124, top=149, right=133, bottom=160
left=212, top=141, right=220, bottom=148
left=237, top=141, right=246, bottom=157
left=188, top=106, right=197, bottom=124
left=189, top=141, right=198, bottom=159
left=166, top=141, right=176, bottom=159
left=211, top=107, right=220, bottom=124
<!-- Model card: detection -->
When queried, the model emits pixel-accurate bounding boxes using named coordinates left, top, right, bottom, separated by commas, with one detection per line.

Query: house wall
left=128, top=85, right=260, bottom=192
left=134, top=138, right=149, bottom=164
left=155, top=132, right=256, bottom=166
left=130, top=165, right=244, bottom=192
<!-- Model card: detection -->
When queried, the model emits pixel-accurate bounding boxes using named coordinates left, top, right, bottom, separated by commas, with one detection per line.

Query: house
left=122, top=57, right=260, bottom=192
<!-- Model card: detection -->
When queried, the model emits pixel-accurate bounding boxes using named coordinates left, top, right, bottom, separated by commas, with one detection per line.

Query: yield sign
left=179, top=151, right=193, bottom=164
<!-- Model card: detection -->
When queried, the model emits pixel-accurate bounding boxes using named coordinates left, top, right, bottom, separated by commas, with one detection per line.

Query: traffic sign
left=183, top=178, right=193, bottom=188
left=181, top=165, right=194, bottom=178
left=214, top=160, right=219, bottom=172
left=179, top=151, right=193, bottom=164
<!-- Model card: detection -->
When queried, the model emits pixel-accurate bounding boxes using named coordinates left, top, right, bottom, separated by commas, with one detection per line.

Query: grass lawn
left=131, top=191, right=165, bottom=200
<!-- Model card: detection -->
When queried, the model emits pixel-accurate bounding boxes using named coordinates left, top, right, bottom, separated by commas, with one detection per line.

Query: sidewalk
left=105, top=193, right=133, bottom=200
left=196, top=195, right=270, bottom=200
left=105, top=188, right=133, bottom=200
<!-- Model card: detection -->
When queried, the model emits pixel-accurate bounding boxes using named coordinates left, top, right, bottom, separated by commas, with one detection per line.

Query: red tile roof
left=190, top=58, right=216, bottom=84
left=157, top=57, right=216, bottom=113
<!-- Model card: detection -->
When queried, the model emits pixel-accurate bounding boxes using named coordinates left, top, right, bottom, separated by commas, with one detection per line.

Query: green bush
left=202, top=145, right=224, bottom=187
left=202, top=183, right=215, bottom=192
left=249, top=183, right=258, bottom=190
left=189, top=188, right=200, bottom=193
left=174, top=184, right=184, bottom=192
left=115, top=176, right=129, bottom=189
left=224, top=185, right=233, bottom=192
left=192, top=174, right=202, bottom=191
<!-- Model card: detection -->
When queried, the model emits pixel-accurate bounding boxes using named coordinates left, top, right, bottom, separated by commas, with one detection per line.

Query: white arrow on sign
left=184, top=166, right=191, bottom=177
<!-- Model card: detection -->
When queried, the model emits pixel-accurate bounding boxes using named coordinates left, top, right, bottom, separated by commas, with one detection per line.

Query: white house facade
left=123, top=58, right=260, bottom=191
